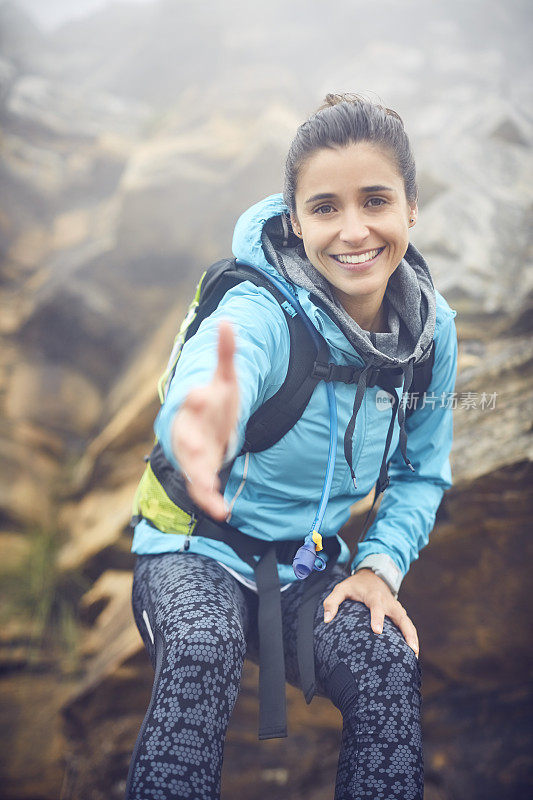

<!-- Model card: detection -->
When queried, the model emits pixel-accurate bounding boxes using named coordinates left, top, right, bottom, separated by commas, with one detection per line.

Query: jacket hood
left=233, top=193, right=436, bottom=370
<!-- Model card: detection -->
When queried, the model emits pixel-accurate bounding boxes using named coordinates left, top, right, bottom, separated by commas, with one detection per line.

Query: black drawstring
left=344, top=357, right=417, bottom=496
left=397, top=358, right=416, bottom=472
left=376, top=391, right=399, bottom=493
left=343, top=359, right=375, bottom=488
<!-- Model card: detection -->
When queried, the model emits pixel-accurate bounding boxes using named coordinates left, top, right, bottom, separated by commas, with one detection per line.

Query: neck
left=336, top=290, right=388, bottom=333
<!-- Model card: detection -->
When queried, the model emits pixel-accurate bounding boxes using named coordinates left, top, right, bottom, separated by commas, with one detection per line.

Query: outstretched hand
left=171, top=320, right=240, bottom=520
left=323, top=569, right=419, bottom=658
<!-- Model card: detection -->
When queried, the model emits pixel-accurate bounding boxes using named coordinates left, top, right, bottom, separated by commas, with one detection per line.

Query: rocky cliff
left=1, top=1, right=532, bottom=798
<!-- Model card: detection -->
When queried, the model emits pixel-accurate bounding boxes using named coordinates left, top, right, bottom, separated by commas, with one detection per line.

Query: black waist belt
left=193, top=516, right=342, bottom=739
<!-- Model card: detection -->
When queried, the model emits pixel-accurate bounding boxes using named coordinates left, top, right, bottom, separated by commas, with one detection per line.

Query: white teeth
left=335, top=249, right=381, bottom=264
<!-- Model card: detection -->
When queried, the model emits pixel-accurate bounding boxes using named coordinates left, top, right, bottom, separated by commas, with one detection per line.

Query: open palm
left=171, top=320, right=240, bottom=520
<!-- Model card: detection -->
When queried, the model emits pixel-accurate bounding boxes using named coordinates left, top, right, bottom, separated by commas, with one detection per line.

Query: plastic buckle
left=312, top=361, right=334, bottom=381
left=366, top=367, right=381, bottom=388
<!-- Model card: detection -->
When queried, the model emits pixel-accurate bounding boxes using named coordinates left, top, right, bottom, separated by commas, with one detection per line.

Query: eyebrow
left=304, top=186, right=395, bottom=204
left=361, top=185, right=395, bottom=193
left=304, top=193, right=336, bottom=205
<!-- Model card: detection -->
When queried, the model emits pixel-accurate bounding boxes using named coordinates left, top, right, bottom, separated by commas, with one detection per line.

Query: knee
left=362, top=628, right=422, bottom=699
left=325, top=661, right=359, bottom=718
left=325, top=628, right=421, bottom=713
left=163, top=615, right=247, bottom=673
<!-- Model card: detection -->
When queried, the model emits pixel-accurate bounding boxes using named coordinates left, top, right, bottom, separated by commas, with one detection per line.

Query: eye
left=365, top=197, right=386, bottom=208
left=313, top=204, right=335, bottom=215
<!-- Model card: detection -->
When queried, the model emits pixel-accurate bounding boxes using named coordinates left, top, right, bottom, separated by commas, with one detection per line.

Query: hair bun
left=317, top=92, right=404, bottom=125
left=318, top=92, right=364, bottom=110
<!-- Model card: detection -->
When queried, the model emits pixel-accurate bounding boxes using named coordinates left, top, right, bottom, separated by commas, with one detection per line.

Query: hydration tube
left=235, top=260, right=338, bottom=580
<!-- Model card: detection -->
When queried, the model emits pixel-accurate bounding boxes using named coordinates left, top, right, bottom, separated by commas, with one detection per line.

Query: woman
left=126, top=93, right=457, bottom=800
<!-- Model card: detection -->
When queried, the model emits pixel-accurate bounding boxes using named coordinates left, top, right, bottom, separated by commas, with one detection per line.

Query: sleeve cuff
left=351, top=553, right=403, bottom=598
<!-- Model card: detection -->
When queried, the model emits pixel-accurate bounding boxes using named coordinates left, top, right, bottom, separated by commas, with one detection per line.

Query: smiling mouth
left=331, top=248, right=385, bottom=265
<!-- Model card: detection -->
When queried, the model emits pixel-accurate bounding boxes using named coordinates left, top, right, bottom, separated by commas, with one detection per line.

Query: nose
left=338, top=208, right=369, bottom=244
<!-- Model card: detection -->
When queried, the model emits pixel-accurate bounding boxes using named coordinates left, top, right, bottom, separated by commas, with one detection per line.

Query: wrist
left=351, top=566, right=397, bottom=598
left=351, top=553, right=403, bottom=599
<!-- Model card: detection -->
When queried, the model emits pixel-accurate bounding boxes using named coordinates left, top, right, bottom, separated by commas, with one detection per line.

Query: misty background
left=1, top=1, right=532, bottom=798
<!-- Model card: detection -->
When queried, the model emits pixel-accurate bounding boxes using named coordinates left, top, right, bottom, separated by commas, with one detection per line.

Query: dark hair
left=283, top=93, right=418, bottom=212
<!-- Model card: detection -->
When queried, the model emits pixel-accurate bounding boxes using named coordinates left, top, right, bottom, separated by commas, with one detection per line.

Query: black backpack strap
left=405, top=340, right=435, bottom=418
left=296, top=537, right=341, bottom=704
left=164, top=258, right=300, bottom=393
left=162, top=257, right=330, bottom=456
left=242, top=316, right=329, bottom=453
left=193, top=514, right=341, bottom=740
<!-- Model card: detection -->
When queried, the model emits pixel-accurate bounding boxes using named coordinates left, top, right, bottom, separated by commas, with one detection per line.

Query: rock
left=451, top=335, right=533, bottom=486
left=114, top=107, right=293, bottom=267
left=12, top=419, right=66, bottom=460
left=417, top=170, right=449, bottom=207
left=16, top=277, right=131, bottom=392
left=0, top=671, right=72, bottom=800
left=75, top=570, right=139, bottom=677
left=489, top=117, right=530, bottom=148
left=4, top=358, right=103, bottom=438
left=2, top=223, right=50, bottom=276
left=57, top=483, right=137, bottom=575
left=61, top=649, right=151, bottom=800
left=422, top=682, right=532, bottom=799
left=0, top=530, right=31, bottom=572
left=60, top=571, right=149, bottom=800
left=69, top=297, right=186, bottom=493
left=403, top=460, right=532, bottom=688
left=0, top=424, right=59, bottom=527
left=0, top=2, right=49, bottom=72
left=6, top=73, right=149, bottom=140
left=394, top=333, right=533, bottom=797
left=0, top=55, right=16, bottom=103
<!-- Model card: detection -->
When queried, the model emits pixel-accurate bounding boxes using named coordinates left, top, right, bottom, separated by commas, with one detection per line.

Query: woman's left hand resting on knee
left=323, top=569, right=419, bottom=658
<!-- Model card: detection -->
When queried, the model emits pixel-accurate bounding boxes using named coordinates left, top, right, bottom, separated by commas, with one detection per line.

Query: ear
left=290, top=213, right=302, bottom=238
left=408, top=202, right=418, bottom=228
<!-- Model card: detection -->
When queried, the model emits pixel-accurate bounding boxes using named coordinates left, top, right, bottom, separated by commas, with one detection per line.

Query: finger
left=215, top=321, right=236, bottom=383
left=369, top=604, right=385, bottom=635
left=195, top=489, right=227, bottom=521
left=186, top=473, right=227, bottom=520
left=388, top=605, right=419, bottom=656
left=323, top=585, right=347, bottom=623
left=185, top=461, right=220, bottom=493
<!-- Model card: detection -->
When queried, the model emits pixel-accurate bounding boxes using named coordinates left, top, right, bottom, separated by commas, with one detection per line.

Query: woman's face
left=290, top=141, right=417, bottom=326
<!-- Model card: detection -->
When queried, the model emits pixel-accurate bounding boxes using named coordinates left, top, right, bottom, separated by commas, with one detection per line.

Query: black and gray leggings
left=126, top=553, right=423, bottom=800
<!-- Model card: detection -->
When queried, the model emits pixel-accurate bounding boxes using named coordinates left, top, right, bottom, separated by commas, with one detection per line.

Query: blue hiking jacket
left=131, top=194, right=457, bottom=593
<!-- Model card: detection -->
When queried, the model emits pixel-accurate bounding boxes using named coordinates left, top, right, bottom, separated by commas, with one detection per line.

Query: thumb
left=215, top=320, right=236, bottom=383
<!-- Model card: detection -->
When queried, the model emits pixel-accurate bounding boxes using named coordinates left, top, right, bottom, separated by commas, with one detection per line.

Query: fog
left=14, top=0, right=154, bottom=30
left=1, top=2, right=532, bottom=798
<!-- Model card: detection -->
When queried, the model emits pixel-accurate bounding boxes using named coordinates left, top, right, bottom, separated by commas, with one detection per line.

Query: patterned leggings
left=126, top=553, right=423, bottom=800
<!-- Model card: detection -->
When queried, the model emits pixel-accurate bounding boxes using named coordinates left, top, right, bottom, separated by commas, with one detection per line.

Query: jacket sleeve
left=154, top=282, right=290, bottom=471
left=351, top=308, right=458, bottom=596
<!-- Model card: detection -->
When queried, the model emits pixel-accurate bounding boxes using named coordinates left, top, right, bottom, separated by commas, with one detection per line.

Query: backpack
left=131, top=257, right=435, bottom=535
